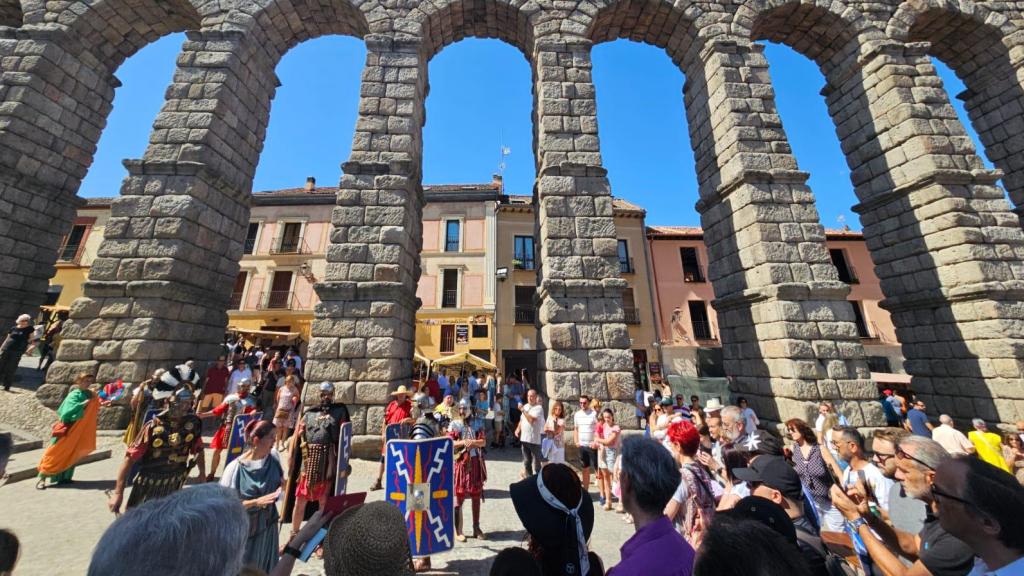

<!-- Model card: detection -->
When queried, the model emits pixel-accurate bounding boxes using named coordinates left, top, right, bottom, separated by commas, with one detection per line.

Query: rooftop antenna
left=498, top=129, right=511, bottom=177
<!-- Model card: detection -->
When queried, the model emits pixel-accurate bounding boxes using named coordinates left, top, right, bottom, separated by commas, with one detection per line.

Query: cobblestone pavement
left=2, top=436, right=633, bottom=575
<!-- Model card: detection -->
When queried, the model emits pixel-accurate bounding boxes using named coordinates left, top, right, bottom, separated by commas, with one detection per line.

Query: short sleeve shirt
left=908, top=408, right=932, bottom=437
left=919, top=514, right=976, bottom=576
left=519, top=404, right=545, bottom=444
left=574, top=409, right=598, bottom=445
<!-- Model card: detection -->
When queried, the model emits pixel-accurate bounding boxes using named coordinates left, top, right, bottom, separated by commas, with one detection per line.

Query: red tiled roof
left=647, top=225, right=864, bottom=239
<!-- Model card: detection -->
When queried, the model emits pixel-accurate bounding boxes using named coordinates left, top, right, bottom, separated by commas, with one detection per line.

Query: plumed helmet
left=320, top=382, right=335, bottom=393
left=156, top=365, right=194, bottom=400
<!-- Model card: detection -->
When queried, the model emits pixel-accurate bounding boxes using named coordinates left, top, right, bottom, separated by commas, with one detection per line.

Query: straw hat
left=704, top=398, right=725, bottom=413
left=391, top=385, right=412, bottom=397
left=324, top=502, right=414, bottom=576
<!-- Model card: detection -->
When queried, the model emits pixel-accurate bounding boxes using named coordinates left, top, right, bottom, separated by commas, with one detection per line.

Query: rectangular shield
left=334, top=422, right=353, bottom=496
left=386, top=422, right=412, bottom=443
left=225, top=412, right=261, bottom=466
left=385, top=436, right=455, bottom=556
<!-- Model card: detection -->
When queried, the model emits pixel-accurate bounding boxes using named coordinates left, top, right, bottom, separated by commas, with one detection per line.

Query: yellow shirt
left=968, top=430, right=1011, bottom=472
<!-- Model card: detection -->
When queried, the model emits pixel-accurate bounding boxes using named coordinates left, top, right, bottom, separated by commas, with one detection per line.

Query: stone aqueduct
left=1, top=0, right=1023, bottom=431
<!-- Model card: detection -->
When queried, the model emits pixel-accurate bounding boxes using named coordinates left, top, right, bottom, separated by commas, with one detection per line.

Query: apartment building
left=646, top=226, right=905, bottom=380
left=494, top=195, right=659, bottom=388
left=50, top=197, right=113, bottom=307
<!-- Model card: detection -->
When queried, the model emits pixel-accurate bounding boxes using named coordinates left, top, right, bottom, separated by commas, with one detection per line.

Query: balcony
left=515, top=307, right=536, bottom=324
left=691, top=319, right=716, bottom=341
left=270, top=238, right=310, bottom=255
left=445, top=236, right=459, bottom=252
left=259, top=290, right=304, bottom=310
left=442, top=289, right=458, bottom=308
left=57, top=244, right=82, bottom=265
left=624, top=307, right=641, bottom=324
left=619, top=257, right=635, bottom=274
left=228, top=292, right=244, bottom=310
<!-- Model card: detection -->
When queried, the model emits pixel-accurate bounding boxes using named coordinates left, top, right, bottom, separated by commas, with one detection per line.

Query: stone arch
left=735, top=0, right=884, bottom=74
left=888, top=0, right=1024, bottom=213
left=409, top=0, right=538, bottom=60
left=584, top=0, right=710, bottom=66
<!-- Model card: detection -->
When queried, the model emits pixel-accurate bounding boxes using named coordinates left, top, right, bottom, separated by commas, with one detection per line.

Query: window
left=515, top=286, right=535, bottom=324
left=442, top=269, right=459, bottom=308
left=618, top=240, right=634, bottom=274
left=469, top=349, right=491, bottom=363
left=230, top=271, right=248, bottom=310
left=58, top=224, right=88, bottom=263
left=276, top=222, right=303, bottom=254
left=244, top=222, right=260, bottom=254
left=440, top=325, right=455, bottom=354
left=445, top=220, right=460, bottom=252
left=867, top=356, right=892, bottom=373
left=623, top=288, right=639, bottom=324
left=689, top=301, right=713, bottom=340
left=514, top=236, right=535, bottom=269
left=265, top=270, right=294, bottom=309
left=681, top=247, right=705, bottom=283
left=471, top=324, right=488, bottom=338
left=850, top=301, right=870, bottom=338
left=830, top=249, right=858, bottom=284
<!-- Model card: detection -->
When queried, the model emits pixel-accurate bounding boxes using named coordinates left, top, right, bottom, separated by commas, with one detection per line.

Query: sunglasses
left=931, top=484, right=973, bottom=507
left=872, top=451, right=896, bottom=465
left=897, top=447, right=933, bottom=470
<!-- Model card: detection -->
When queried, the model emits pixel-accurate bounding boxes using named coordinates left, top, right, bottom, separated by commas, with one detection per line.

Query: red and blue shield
left=385, top=436, right=455, bottom=556
left=334, top=422, right=353, bottom=495
left=225, top=412, right=261, bottom=466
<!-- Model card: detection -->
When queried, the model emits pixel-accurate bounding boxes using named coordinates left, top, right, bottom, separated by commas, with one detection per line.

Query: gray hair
left=720, top=405, right=741, bottom=424
left=620, top=436, right=681, bottom=515
left=897, top=435, right=950, bottom=471
left=939, top=414, right=953, bottom=426
left=972, top=418, right=986, bottom=428
left=88, top=484, right=247, bottom=576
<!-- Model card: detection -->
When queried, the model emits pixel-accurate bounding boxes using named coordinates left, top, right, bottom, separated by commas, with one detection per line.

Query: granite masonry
left=0, top=0, right=1020, bottom=431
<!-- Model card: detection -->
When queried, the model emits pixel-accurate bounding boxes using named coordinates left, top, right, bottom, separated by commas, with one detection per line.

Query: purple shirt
left=608, top=516, right=695, bottom=576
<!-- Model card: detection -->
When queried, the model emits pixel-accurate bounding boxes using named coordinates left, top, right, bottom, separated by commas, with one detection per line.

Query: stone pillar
left=305, top=34, right=426, bottom=436
left=683, top=39, right=879, bottom=427
left=824, top=41, right=1024, bottom=426
left=532, top=38, right=636, bottom=427
left=0, top=29, right=121, bottom=321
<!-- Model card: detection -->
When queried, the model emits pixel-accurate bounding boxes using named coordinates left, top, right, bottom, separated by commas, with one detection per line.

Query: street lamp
left=299, top=261, right=316, bottom=283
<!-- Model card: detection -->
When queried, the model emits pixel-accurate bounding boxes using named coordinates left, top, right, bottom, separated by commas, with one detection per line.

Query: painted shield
left=334, top=422, right=353, bottom=496
left=225, top=412, right=261, bottom=466
left=386, top=422, right=412, bottom=442
left=385, top=436, right=455, bottom=556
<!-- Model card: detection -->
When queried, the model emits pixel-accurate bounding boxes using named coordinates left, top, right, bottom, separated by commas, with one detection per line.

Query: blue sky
left=79, top=34, right=982, bottom=230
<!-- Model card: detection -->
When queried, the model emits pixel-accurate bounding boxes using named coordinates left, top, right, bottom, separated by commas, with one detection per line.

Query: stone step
left=4, top=445, right=112, bottom=485
left=0, top=425, right=43, bottom=453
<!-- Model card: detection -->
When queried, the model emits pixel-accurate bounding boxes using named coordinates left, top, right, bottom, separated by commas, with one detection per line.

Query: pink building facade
left=647, top=226, right=905, bottom=383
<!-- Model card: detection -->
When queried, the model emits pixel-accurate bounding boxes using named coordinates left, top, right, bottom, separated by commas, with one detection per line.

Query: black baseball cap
left=733, top=456, right=804, bottom=502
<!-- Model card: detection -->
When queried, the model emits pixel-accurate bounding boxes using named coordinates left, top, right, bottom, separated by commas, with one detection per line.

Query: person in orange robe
left=37, top=372, right=99, bottom=488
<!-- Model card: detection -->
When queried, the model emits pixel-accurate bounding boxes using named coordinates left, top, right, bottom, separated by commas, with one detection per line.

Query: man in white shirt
left=437, top=369, right=449, bottom=399
left=833, top=426, right=894, bottom=513
left=932, top=415, right=976, bottom=456
left=573, top=395, right=599, bottom=491
left=517, top=389, right=545, bottom=477
left=226, top=359, right=253, bottom=396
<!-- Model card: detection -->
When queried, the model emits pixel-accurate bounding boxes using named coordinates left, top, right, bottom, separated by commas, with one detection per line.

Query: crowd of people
left=4, top=323, right=1024, bottom=576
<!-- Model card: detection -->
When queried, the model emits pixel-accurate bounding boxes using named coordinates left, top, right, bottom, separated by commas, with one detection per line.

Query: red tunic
left=448, top=423, right=486, bottom=502
left=209, top=398, right=255, bottom=450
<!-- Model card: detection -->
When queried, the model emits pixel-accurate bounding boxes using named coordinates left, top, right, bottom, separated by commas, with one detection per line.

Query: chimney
left=304, top=176, right=316, bottom=191
left=492, top=173, right=503, bottom=193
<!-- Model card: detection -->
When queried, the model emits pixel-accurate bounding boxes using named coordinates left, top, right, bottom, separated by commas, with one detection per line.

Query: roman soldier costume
left=448, top=398, right=487, bottom=542
left=209, top=386, right=257, bottom=451
left=109, top=366, right=205, bottom=513
left=296, top=383, right=350, bottom=502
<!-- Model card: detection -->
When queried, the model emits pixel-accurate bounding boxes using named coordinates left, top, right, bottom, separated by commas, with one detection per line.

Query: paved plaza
left=2, top=439, right=632, bottom=576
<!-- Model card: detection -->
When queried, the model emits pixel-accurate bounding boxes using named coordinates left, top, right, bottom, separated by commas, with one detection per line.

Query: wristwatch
left=282, top=544, right=303, bottom=559
left=848, top=517, right=868, bottom=531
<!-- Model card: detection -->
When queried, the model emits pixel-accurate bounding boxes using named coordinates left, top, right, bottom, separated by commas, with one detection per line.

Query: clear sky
left=79, top=33, right=985, bottom=231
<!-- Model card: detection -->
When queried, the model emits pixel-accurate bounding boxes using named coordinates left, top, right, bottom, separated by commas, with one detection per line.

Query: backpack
left=679, top=463, right=717, bottom=548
